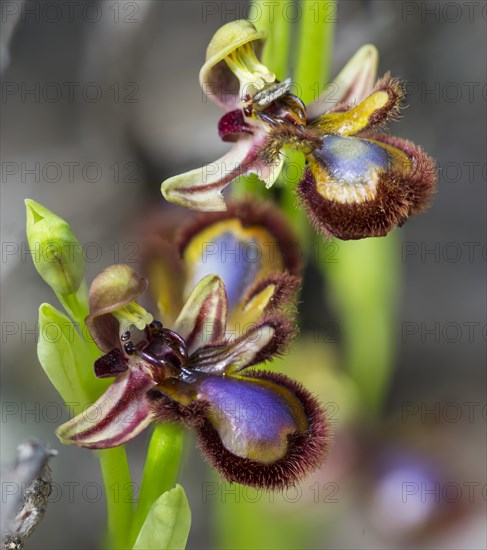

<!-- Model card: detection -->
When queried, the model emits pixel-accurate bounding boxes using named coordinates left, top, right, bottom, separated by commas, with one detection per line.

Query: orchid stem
left=98, top=448, right=134, bottom=549
left=251, top=0, right=290, bottom=81
left=129, top=422, right=184, bottom=546
left=57, top=281, right=90, bottom=327
left=294, top=0, right=335, bottom=103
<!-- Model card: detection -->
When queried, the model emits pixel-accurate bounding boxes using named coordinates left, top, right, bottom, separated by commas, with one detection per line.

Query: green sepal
left=132, top=484, right=191, bottom=550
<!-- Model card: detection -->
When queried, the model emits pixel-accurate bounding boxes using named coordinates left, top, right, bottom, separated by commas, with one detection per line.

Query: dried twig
left=2, top=441, right=57, bottom=550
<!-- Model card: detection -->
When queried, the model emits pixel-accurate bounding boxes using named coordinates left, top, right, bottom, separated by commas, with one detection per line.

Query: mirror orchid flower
left=57, top=204, right=329, bottom=489
left=162, top=20, right=437, bottom=240
left=140, top=199, right=301, bottom=335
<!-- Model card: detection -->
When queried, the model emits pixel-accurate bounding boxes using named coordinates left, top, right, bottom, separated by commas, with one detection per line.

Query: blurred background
left=1, top=0, right=485, bottom=548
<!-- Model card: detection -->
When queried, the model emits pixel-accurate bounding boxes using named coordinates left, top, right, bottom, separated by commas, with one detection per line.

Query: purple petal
left=190, top=370, right=330, bottom=489
left=197, top=373, right=303, bottom=463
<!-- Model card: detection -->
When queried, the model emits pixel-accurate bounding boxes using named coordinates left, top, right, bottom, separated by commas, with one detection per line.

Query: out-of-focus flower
left=56, top=260, right=329, bottom=489
left=141, top=200, right=301, bottom=335
left=365, top=445, right=467, bottom=543
left=162, top=22, right=436, bottom=240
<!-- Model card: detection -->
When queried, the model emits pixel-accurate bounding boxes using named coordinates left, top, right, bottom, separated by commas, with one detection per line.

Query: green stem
left=251, top=0, right=291, bottom=81
left=234, top=1, right=292, bottom=203
left=57, top=281, right=90, bottom=325
left=294, top=0, right=335, bottom=103
left=278, top=1, right=336, bottom=242
left=98, top=448, right=134, bottom=549
left=320, top=234, right=400, bottom=415
left=129, top=422, right=184, bottom=545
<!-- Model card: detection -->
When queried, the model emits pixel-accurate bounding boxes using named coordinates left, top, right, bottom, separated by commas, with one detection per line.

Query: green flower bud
left=25, top=199, right=85, bottom=295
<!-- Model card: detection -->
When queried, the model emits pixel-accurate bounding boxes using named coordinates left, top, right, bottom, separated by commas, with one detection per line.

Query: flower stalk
left=129, top=423, right=184, bottom=546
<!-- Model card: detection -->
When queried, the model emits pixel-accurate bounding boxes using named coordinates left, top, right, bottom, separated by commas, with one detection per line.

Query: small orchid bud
left=25, top=199, right=84, bottom=295
left=199, top=20, right=275, bottom=109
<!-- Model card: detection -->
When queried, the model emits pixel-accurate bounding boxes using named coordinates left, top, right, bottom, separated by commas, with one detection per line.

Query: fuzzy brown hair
left=297, top=134, right=437, bottom=240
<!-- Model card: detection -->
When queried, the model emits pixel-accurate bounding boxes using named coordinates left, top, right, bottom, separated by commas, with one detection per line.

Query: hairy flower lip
left=188, top=370, right=331, bottom=490
left=176, top=199, right=303, bottom=278
left=298, top=134, right=437, bottom=240
left=55, top=258, right=330, bottom=487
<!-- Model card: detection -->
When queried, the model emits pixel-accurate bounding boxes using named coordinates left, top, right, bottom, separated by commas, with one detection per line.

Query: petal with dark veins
left=161, top=136, right=283, bottom=211
left=173, top=275, right=228, bottom=354
left=56, top=370, right=155, bottom=449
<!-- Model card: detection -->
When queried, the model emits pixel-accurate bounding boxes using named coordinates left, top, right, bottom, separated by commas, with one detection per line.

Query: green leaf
left=133, top=484, right=191, bottom=550
left=318, top=233, right=400, bottom=414
left=37, top=303, right=90, bottom=414
left=37, top=303, right=108, bottom=409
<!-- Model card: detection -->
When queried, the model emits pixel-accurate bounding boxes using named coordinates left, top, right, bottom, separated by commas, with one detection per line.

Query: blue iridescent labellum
left=299, top=134, right=437, bottom=240
left=152, top=370, right=329, bottom=490
left=316, top=136, right=390, bottom=185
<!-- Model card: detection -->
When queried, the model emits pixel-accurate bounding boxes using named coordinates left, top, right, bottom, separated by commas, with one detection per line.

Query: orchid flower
left=161, top=20, right=436, bottom=240
left=56, top=201, right=329, bottom=489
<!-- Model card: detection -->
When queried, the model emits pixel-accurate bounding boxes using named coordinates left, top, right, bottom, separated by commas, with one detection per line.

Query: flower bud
left=25, top=199, right=84, bottom=295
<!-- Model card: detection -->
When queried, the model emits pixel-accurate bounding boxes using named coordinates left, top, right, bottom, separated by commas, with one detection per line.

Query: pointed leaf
left=133, top=484, right=191, bottom=550
left=37, top=303, right=91, bottom=413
